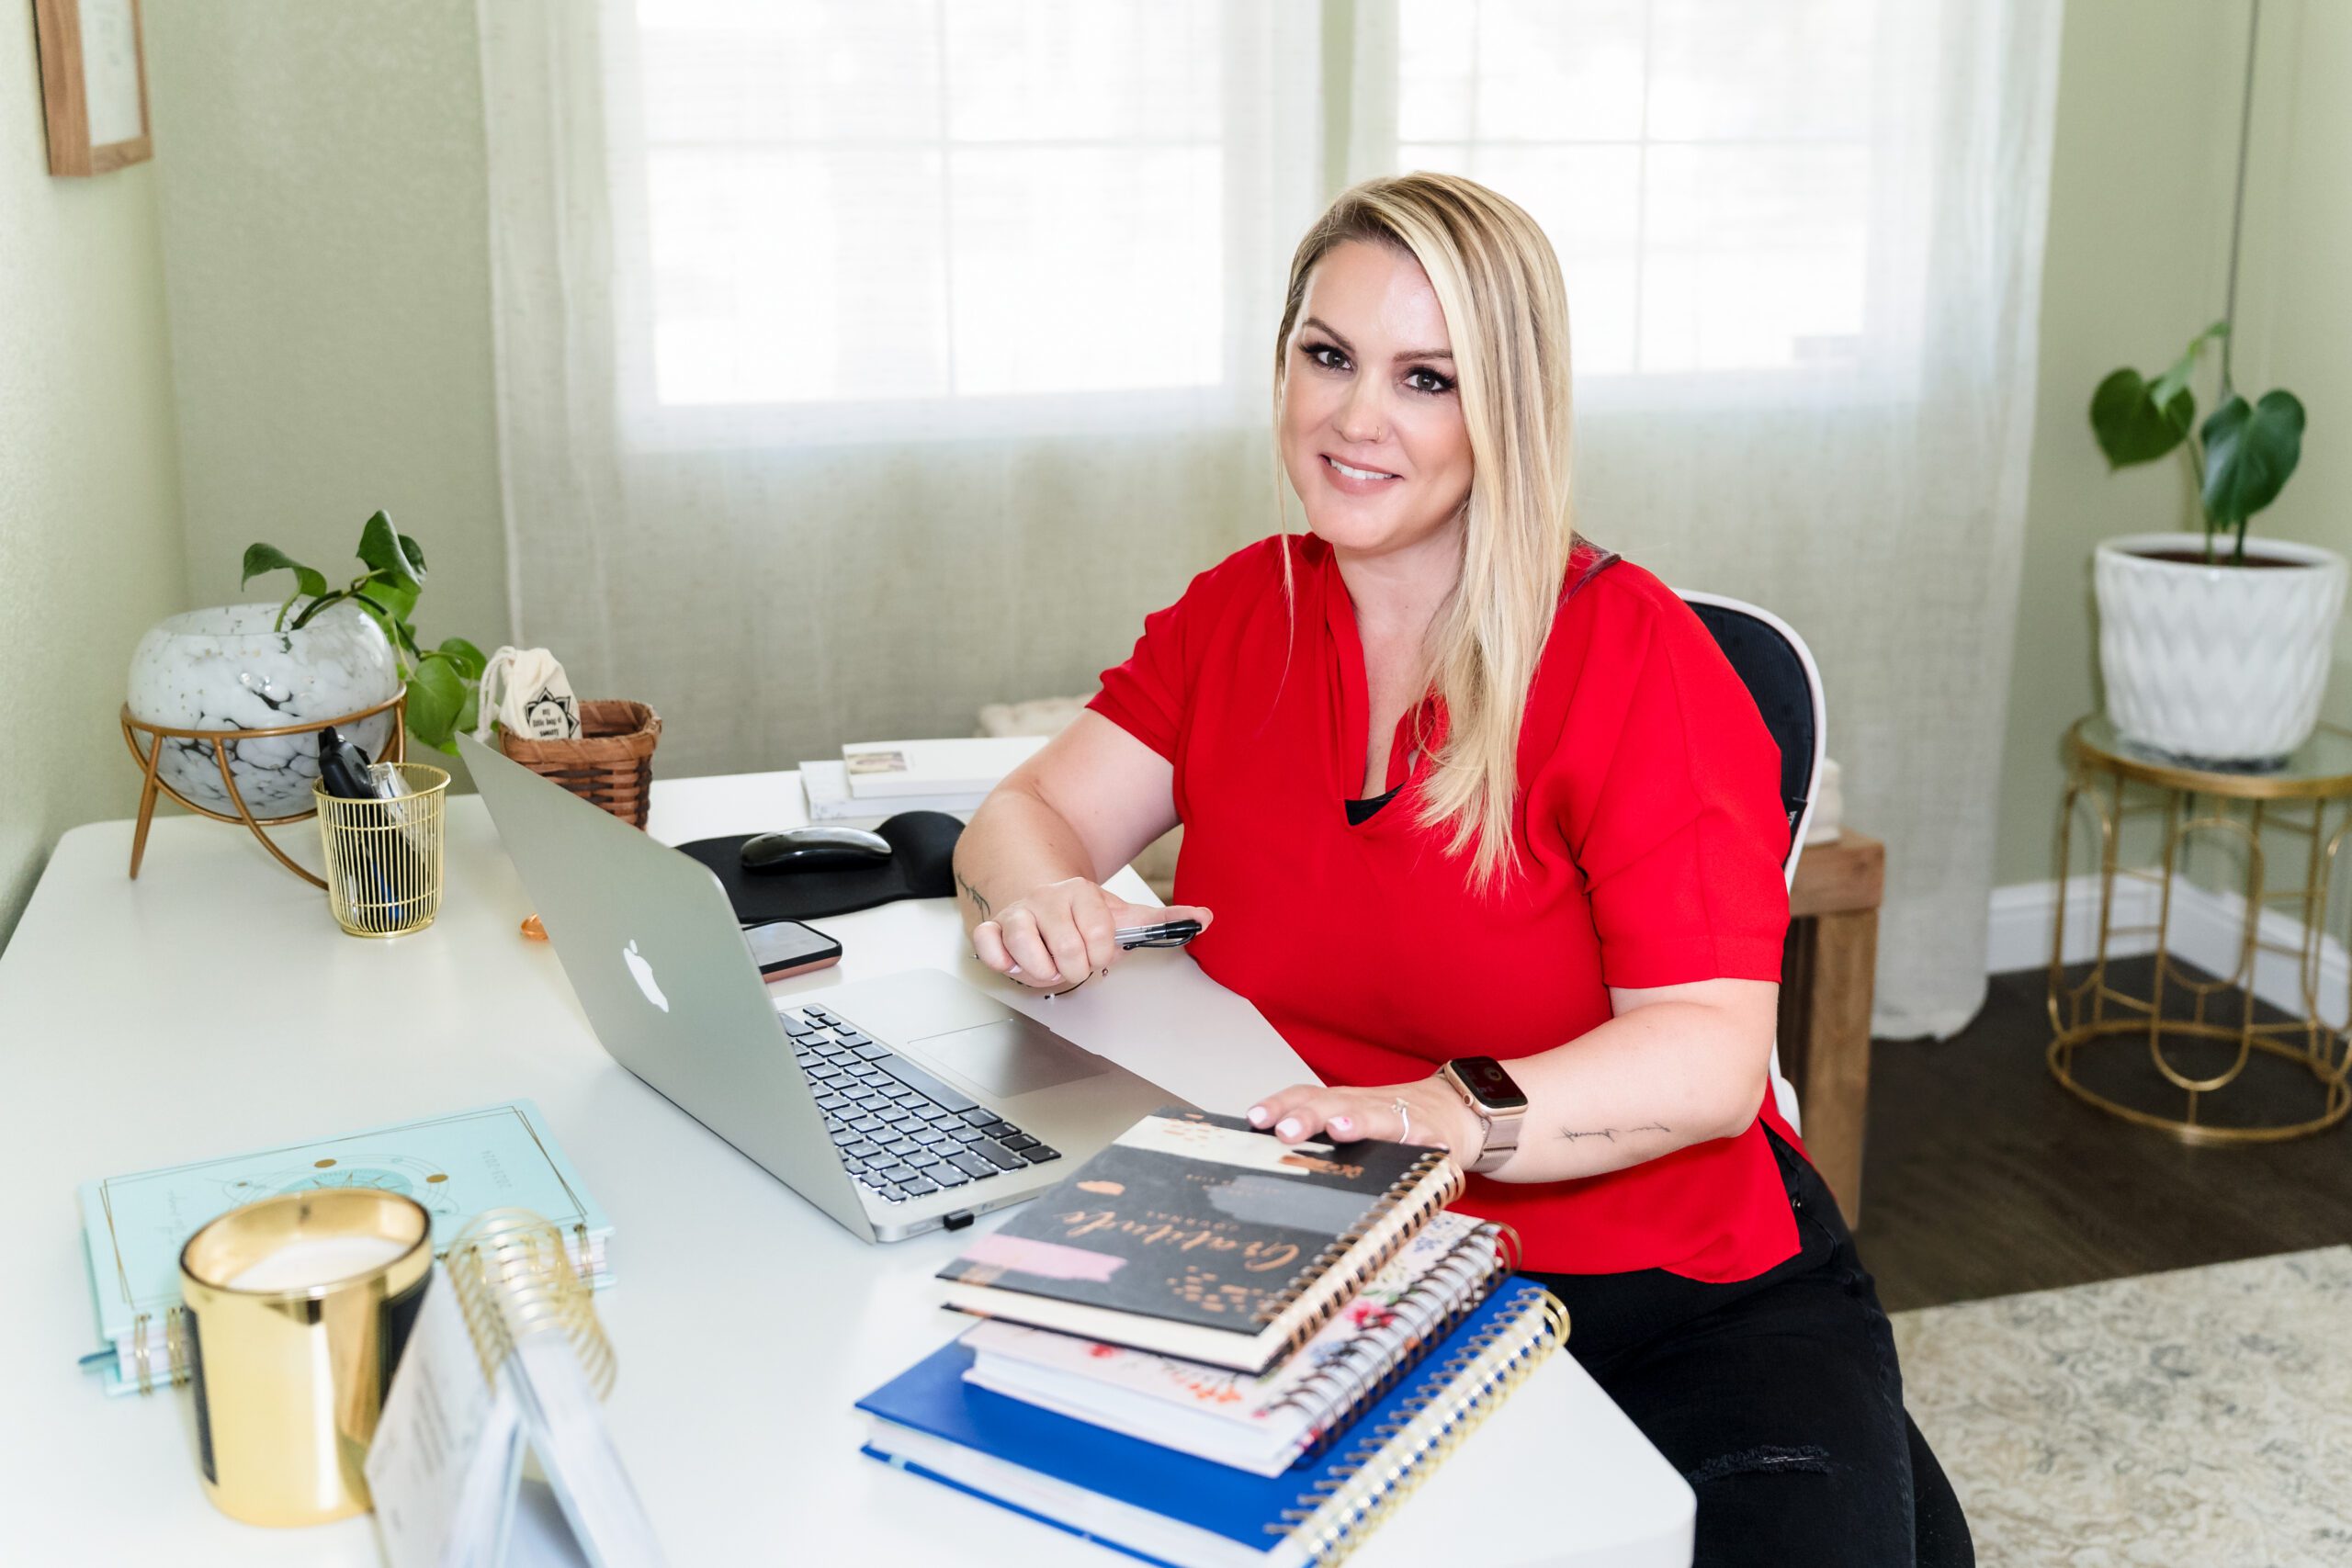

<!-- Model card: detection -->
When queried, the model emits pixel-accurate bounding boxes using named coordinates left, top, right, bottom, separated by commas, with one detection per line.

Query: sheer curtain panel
left=477, top=0, right=1323, bottom=781
left=481, top=0, right=2063, bottom=1039
left=1350, top=0, right=2064, bottom=1036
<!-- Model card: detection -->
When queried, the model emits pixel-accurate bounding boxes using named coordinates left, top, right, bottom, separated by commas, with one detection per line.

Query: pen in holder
left=315, top=762, right=449, bottom=936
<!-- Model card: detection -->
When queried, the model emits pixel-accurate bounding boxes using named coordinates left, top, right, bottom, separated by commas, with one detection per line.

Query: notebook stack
left=858, top=1108, right=1566, bottom=1567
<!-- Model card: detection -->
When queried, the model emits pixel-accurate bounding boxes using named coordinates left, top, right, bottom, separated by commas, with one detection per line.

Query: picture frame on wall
left=31, top=0, right=153, bottom=177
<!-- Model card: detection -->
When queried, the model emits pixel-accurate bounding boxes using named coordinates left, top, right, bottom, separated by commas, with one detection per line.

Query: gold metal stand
left=2048, top=715, right=2352, bottom=1143
left=119, top=690, right=408, bottom=890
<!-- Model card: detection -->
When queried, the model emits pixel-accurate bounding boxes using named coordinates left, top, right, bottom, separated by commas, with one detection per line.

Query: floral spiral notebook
left=934, top=1108, right=1463, bottom=1374
left=961, top=1211, right=1512, bottom=1474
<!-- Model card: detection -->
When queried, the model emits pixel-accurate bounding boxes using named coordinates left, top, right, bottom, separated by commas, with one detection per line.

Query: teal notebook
left=77, top=1100, right=611, bottom=1397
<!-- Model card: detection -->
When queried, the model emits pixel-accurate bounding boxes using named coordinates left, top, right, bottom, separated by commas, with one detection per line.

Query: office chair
left=1676, top=591, right=1827, bottom=1133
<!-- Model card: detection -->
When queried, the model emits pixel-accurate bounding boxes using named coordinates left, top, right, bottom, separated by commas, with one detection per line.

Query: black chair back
left=1682, top=598, right=1820, bottom=850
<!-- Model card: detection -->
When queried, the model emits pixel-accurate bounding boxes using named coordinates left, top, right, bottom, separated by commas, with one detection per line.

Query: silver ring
left=1392, top=1096, right=1412, bottom=1145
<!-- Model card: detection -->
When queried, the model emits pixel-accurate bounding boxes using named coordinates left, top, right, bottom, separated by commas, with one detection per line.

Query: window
left=616, top=0, right=1238, bottom=421
left=1393, top=0, right=1910, bottom=383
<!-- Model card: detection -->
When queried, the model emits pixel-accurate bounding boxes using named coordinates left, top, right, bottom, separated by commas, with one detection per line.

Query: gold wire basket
left=314, top=763, right=449, bottom=937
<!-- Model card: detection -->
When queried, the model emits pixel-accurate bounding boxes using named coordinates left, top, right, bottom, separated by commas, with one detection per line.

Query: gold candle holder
left=178, top=1189, right=433, bottom=1528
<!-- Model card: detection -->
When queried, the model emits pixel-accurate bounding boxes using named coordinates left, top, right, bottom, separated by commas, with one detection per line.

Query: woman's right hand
left=970, top=877, right=1213, bottom=992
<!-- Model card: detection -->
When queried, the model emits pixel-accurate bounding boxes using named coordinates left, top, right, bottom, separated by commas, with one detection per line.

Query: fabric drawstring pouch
left=470, top=647, right=582, bottom=743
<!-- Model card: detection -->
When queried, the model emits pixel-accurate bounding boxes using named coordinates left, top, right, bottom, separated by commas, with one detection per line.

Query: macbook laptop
left=458, top=734, right=1172, bottom=1242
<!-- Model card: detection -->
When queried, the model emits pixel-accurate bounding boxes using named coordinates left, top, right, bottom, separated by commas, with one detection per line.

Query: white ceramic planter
left=127, top=603, right=402, bottom=817
left=2095, top=532, right=2347, bottom=766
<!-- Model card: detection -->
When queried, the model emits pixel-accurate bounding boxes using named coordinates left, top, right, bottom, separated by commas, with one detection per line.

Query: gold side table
left=2048, top=714, right=2352, bottom=1143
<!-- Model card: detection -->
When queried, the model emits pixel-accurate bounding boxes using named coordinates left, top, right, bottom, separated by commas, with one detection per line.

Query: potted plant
left=125, top=513, right=486, bottom=819
left=2086, top=11, right=2343, bottom=768
left=2089, top=322, right=2340, bottom=766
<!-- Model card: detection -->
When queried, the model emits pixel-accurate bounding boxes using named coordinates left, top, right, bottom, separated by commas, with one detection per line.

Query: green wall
left=141, top=0, right=510, bottom=661
left=0, top=10, right=188, bottom=944
left=1991, top=0, right=2352, bottom=889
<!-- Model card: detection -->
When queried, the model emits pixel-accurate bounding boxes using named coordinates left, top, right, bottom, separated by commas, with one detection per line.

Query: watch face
left=1453, top=1056, right=1530, bottom=1112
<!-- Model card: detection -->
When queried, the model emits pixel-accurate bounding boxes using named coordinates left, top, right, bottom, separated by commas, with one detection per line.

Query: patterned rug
left=1892, top=1247, right=2352, bottom=1567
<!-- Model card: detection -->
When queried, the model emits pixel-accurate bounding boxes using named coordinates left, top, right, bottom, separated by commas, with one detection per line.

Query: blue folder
left=857, top=1278, right=1556, bottom=1566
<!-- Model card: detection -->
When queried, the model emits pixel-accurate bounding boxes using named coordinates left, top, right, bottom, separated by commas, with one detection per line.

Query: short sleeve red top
left=1088, top=534, right=1801, bottom=1281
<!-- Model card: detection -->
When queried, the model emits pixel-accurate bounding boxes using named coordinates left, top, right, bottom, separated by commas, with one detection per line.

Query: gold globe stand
left=2048, top=715, right=2352, bottom=1143
left=119, top=689, right=409, bottom=890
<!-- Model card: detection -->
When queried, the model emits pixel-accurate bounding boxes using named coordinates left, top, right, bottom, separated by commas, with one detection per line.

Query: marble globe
left=127, top=602, right=402, bottom=818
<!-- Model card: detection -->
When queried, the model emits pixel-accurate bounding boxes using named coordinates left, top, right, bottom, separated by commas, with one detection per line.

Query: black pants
left=1525, top=1132, right=1972, bottom=1567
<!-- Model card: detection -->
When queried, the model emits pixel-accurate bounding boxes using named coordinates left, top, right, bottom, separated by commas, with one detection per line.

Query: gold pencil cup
left=178, top=1190, right=434, bottom=1527
left=314, top=763, right=448, bottom=937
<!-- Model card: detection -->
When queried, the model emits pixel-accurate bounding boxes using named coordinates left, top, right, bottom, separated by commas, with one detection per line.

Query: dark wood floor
left=1859, top=955, right=2352, bottom=1313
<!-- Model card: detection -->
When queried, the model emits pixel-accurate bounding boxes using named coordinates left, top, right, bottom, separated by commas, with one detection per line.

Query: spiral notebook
left=77, top=1100, right=611, bottom=1397
left=861, top=1279, right=1565, bottom=1568
left=367, top=1211, right=663, bottom=1568
left=961, top=1213, right=1514, bottom=1475
left=935, top=1108, right=1464, bottom=1375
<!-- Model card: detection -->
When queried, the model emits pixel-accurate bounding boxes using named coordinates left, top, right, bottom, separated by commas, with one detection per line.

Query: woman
left=952, top=173, right=1969, bottom=1566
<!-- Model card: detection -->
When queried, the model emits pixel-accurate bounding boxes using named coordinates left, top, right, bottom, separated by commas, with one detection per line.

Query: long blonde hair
left=1273, top=173, right=1577, bottom=893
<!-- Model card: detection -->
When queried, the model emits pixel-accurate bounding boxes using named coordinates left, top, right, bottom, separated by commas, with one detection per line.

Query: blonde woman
left=954, top=174, right=1968, bottom=1566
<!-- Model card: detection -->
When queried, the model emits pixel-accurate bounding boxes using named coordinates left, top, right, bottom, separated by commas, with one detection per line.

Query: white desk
left=0, top=773, right=1694, bottom=1566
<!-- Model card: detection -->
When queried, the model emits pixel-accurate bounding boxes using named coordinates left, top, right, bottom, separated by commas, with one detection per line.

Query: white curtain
left=1350, top=0, right=2064, bottom=1036
left=477, top=0, right=1324, bottom=781
left=480, top=0, right=2062, bottom=1038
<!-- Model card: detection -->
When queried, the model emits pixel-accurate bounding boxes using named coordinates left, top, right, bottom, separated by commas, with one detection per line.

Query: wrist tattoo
left=1557, top=1122, right=1669, bottom=1145
left=957, top=873, right=991, bottom=920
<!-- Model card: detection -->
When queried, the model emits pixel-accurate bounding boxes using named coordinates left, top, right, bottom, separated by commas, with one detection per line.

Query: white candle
left=226, top=1233, right=412, bottom=1292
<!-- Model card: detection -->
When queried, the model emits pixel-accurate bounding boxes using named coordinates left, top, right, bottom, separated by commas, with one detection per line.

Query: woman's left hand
left=1245, top=1077, right=1485, bottom=1165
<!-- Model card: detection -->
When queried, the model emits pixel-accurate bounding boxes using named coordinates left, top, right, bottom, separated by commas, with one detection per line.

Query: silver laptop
left=458, top=734, right=1172, bottom=1242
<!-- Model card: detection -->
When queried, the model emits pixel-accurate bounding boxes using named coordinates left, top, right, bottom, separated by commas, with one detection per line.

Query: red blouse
left=1089, top=534, right=1801, bottom=1280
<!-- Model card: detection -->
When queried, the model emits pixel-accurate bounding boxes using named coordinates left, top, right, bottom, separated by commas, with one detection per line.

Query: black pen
left=1113, top=919, right=1203, bottom=951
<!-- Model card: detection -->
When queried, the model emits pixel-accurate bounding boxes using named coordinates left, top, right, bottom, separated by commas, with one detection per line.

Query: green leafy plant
left=2090, top=321, right=2306, bottom=565
left=240, top=511, right=488, bottom=753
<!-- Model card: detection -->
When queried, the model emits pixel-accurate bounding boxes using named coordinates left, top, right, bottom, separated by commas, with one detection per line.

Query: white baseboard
left=1984, top=874, right=2163, bottom=973
left=1986, top=874, right=2351, bottom=1030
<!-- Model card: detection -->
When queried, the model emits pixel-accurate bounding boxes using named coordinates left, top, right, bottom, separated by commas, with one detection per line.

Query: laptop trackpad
left=913, top=1020, right=1103, bottom=1099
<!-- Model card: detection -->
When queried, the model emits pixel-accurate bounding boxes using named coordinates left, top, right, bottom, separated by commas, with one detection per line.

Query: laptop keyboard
left=781, top=1001, right=1060, bottom=1204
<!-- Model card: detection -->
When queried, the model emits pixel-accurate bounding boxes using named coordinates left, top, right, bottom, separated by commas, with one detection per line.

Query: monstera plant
left=2088, top=323, right=2342, bottom=768
left=240, top=512, right=488, bottom=752
left=2091, top=321, right=2304, bottom=565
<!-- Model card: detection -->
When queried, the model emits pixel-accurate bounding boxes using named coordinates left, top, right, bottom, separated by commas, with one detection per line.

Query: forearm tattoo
left=1557, top=1122, right=1669, bottom=1144
left=957, top=873, right=991, bottom=920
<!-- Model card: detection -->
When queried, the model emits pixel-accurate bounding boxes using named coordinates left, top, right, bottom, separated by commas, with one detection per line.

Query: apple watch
left=1436, top=1056, right=1530, bottom=1175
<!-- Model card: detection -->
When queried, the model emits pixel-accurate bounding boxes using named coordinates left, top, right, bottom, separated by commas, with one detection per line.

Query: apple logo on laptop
left=624, top=939, right=669, bottom=1012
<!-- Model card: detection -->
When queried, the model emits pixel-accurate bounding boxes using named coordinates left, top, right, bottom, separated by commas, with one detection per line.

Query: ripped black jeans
left=1524, top=1130, right=1972, bottom=1567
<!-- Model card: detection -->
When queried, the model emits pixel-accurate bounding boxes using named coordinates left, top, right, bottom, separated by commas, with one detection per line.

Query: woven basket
left=497, top=700, right=662, bottom=828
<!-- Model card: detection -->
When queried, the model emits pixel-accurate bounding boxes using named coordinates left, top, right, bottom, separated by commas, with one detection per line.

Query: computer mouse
left=739, top=826, right=894, bottom=874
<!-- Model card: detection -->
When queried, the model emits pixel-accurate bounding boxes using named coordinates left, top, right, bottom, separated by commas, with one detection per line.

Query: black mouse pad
left=676, top=811, right=965, bottom=924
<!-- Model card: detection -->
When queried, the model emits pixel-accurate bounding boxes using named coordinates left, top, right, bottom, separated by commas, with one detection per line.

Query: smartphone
left=743, top=919, right=842, bottom=981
